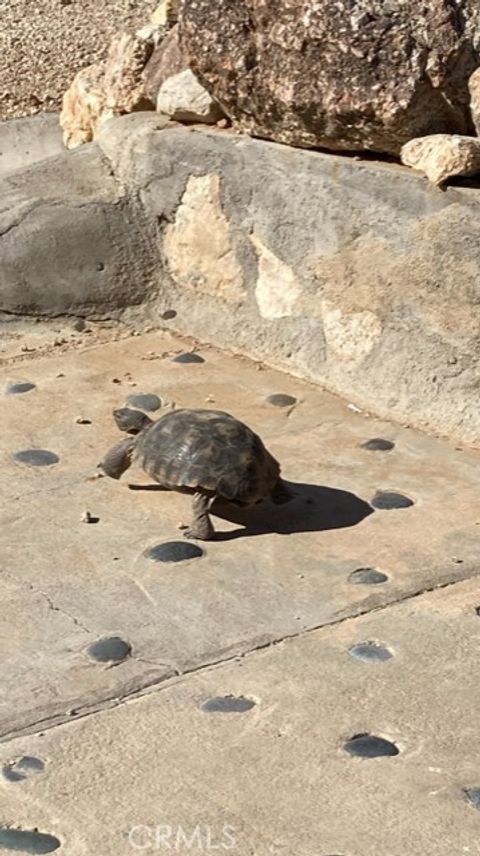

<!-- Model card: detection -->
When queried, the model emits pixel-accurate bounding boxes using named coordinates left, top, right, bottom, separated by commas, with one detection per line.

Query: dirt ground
left=0, top=0, right=155, bottom=120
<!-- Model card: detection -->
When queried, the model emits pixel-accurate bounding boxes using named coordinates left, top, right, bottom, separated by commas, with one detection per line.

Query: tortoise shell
left=134, top=409, right=280, bottom=504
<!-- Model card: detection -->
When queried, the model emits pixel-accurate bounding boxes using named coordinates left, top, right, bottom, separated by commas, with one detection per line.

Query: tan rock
left=151, top=3, right=168, bottom=27
left=468, top=66, right=480, bottom=136
left=103, top=33, right=153, bottom=114
left=60, top=33, right=153, bottom=149
left=135, top=24, right=166, bottom=47
left=401, top=134, right=480, bottom=185
left=151, top=0, right=180, bottom=29
left=60, top=63, right=106, bottom=149
left=163, top=173, right=245, bottom=302
left=156, top=69, right=222, bottom=123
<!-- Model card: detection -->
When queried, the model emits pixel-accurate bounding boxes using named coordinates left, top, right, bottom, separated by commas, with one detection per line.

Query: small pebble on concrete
left=81, top=511, right=99, bottom=524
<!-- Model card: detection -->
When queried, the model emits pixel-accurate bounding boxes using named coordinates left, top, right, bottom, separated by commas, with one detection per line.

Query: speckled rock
left=401, top=134, right=480, bottom=185
left=61, top=33, right=154, bottom=149
left=180, top=0, right=480, bottom=155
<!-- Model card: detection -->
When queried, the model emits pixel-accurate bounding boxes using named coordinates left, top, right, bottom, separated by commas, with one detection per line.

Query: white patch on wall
left=251, top=233, right=302, bottom=320
left=322, top=299, right=382, bottom=361
left=164, top=173, right=245, bottom=302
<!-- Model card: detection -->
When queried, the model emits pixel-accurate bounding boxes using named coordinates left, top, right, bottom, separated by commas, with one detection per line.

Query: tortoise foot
left=183, top=526, right=214, bottom=542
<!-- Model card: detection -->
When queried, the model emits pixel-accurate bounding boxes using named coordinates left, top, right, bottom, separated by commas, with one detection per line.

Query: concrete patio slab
left=1, top=578, right=480, bottom=855
left=1, top=325, right=480, bottom=750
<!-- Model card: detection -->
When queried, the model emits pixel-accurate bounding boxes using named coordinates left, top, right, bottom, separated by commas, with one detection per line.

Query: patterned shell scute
left=136, top=409, right=280, bottom=503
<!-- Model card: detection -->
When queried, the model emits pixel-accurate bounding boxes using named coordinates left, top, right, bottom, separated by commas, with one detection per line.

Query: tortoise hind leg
left=270, top=478, right=294, bottom=505
left=183, top=492, right=215, bottom=541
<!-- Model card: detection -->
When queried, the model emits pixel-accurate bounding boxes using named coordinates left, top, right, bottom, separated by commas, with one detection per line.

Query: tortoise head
left=99, top=437, right=136, bottom=480
left=113, top=407, right=153, bottom=435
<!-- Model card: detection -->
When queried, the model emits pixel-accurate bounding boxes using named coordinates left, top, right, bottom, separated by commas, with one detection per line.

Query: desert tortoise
left=100, top=407, right=292, bottom=540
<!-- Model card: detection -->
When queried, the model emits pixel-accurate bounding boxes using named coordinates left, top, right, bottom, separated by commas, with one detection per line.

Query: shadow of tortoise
left=128, top=479, right=373, bottom=540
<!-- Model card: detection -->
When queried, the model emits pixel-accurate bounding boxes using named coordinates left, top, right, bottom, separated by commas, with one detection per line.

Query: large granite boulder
left=180, top=0, right=480, bottom=155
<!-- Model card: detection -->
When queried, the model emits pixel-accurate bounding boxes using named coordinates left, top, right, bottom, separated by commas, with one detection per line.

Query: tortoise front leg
left=183, top=492, right=215, bottom=541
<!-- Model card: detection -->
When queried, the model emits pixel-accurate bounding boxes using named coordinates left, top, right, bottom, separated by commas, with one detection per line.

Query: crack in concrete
left=0, top=307, right=117, bottom=326
left=0, top=567, right=477, bottom=746
left=1, top=475, right=90, bottom=505
left=1, top=570, right=91, bottom=635
left=0, top=198, right=109, bottom=240
left=132, top=656, right=180, bottom=671
left=23, top=478, right=94, bottom=504
left=36, top=589, right=92, bottom=635
left=0, top=201, right=48, bottom=238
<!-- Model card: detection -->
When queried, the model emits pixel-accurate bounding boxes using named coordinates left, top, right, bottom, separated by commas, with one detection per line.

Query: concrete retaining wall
left=0, top=114, right=63, bottom=178
left=1, top=113, right=479, bottom=444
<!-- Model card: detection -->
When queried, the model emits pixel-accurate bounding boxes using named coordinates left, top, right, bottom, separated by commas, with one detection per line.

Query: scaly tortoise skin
left=100, top=407, right=292, bottom=540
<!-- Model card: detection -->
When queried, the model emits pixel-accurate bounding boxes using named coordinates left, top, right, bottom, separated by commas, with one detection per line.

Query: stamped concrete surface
left=2, top=581, right=480, bottom=856
left=1, top=322, right=480, bottom=854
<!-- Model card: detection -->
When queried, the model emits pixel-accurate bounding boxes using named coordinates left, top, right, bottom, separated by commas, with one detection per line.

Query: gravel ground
left=0, top=0, right=155, bottom=120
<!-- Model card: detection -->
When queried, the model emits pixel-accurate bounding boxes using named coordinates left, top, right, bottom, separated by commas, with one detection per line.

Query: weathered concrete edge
left=1, top=112, right=479, bottom=445
left=0, top=113, right=63, bottom=179
left=0, top=136, right=160, bottom=318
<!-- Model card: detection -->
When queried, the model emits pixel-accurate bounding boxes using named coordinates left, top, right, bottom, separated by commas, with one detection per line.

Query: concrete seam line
left=0, top=565, right=477, bottom=745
